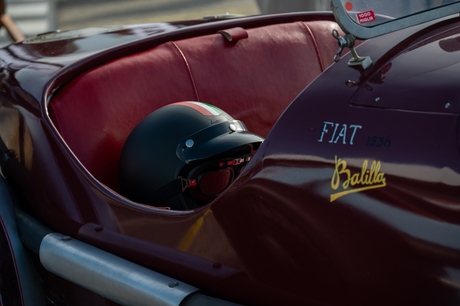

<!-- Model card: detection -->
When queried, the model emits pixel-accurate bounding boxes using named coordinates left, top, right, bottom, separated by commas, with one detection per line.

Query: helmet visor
left=176, top=120, right=264, bottom=163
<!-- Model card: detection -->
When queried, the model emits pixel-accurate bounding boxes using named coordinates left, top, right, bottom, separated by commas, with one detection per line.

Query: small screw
left=345, top=80, right=356, bottom=87
left=375, top=97, right=380, bottom=102
left=168, top=282, right=179, bottom=288
left=445, top=103, right=451, bottom=109
left=229, top=124, right=237, bottom=132
left=185, top=139, right=194, bottom=148
left=60, top=236, right=72, bottom=242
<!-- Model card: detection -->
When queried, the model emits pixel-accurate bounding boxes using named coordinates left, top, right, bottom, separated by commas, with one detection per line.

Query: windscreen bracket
left=332, top=29, right=372, bottom=70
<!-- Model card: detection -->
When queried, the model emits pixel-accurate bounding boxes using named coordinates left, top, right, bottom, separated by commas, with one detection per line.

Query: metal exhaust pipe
left=39, top=233, right=198, bottom=306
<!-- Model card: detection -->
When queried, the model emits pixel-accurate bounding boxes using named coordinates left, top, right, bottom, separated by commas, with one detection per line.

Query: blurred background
left=0, top=0, right=330, bottom=46
left=0, top=0, right=450, bottom=46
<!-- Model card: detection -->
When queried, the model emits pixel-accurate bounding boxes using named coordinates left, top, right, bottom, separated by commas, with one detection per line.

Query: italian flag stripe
left=172, top=102, right=222, bottom=116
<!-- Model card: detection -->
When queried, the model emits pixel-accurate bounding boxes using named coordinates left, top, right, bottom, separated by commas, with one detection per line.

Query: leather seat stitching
left=170, top=41, right=200, bottom=101
left=300, top=22, right=325, bottom=72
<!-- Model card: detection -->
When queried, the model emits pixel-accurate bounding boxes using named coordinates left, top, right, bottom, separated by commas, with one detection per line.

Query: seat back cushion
left=50, top=20, right=342, bottom=191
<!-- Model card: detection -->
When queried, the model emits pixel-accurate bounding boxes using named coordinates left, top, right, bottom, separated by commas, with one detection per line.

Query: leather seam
left=300, top=22, right=325, bottom=72
left=170, top=41, right=200, bottom=101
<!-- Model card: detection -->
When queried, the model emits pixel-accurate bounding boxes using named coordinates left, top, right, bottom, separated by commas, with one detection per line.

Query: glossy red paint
left=0, top=10, right=459, bottom=306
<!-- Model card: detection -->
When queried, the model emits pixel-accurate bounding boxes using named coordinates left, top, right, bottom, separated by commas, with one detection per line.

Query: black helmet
left=119, top=102, right=264, bottom=210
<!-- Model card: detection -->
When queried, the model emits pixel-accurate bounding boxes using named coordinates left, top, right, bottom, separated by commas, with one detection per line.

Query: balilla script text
left=330, top=156, right=386, bottom=202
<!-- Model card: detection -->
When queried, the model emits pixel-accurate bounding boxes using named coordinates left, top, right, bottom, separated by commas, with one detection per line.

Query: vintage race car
left=0, top=0, right=459, bottom=305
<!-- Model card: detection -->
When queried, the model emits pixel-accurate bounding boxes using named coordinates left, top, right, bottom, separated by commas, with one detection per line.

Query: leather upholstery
left=218, top=27, right=248, bottom=42
left=50, top=20, right=342, bottom=191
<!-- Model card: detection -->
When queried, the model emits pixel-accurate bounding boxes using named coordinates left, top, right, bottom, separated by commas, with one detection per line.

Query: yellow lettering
left=330, top=157, right=386, bottom=202
left=373, top=161, right=381, bottom=183
left=332, top=156, right=350, bottom=190
left=351, top=173, right=360, bottom=185
left=369, top=160, right=376, bottom=184
left=359, top=160, right=368, bottom=184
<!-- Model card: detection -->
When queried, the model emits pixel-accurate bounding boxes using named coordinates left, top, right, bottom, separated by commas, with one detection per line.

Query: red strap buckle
left=180, top=177, right=196, bottom=192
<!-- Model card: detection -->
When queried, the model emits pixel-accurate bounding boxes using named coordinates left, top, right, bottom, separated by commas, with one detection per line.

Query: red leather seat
left=50, top=20, right=342, bottom=192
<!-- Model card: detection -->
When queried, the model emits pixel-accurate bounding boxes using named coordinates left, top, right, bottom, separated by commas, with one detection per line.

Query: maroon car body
left=0, top=2, right=459, bottom=305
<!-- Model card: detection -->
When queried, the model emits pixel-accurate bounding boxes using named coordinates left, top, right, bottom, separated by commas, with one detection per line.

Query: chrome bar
left=40, top=233, right=198, bottom=306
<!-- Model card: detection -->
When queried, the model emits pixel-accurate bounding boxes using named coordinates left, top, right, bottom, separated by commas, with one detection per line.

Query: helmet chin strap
left=141, top=177, right=195, bottom=207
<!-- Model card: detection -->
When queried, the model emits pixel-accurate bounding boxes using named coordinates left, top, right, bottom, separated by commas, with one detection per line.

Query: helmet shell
left=119, top=102, right=263, bottom=210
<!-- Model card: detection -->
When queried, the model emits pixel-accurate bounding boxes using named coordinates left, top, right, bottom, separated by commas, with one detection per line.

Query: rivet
left=168, top=282, right=179, bottom=288
left=185, top=139, right=194, bottom=148
left=345, top=80, right=356, bottom=87
left=60, top=236, right=72, bottom=242
left=375, top=97, right=380, bottom=102
left=229, top=124, right=237, bottom=132
left=445, top=103, right=451, bottom=109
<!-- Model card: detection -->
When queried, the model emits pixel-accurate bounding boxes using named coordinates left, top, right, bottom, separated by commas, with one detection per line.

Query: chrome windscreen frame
left=330, top=0, right=460, bottom=40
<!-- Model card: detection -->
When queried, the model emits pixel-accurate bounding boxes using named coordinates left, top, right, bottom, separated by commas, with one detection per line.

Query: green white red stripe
left=172, top=102, right=222, bottom=116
